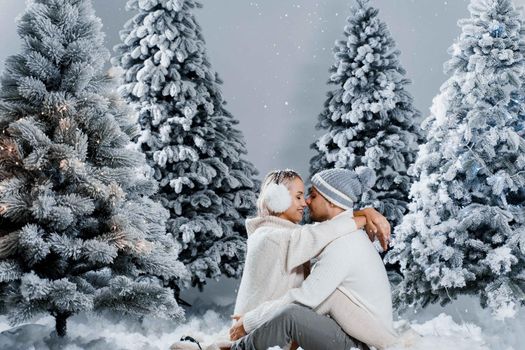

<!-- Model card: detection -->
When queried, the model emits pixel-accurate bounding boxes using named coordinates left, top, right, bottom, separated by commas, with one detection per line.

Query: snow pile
left=389, top=314, right=488, bottom=350
left=0, top=311, right=230, bottom=350
left=0, top=299, right=522, bottom=350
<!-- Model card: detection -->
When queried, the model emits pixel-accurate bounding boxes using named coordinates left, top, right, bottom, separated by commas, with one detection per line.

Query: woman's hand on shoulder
left=354, top=207, right=391, bottom=251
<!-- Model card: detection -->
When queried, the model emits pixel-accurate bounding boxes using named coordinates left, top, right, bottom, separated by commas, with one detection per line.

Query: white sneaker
left=170, top=337, right=232, bottom=350
left=171, top=336, right=204, bottom=350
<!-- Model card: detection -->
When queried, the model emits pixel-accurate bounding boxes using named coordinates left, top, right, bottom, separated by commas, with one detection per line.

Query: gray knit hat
left=310, top=167, right=376, bottom=210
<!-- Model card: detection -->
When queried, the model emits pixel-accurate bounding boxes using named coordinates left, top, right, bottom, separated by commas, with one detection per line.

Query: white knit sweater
left=233, top=211, right=358, bottom=332
left=241, top=229, right=395, bottom=335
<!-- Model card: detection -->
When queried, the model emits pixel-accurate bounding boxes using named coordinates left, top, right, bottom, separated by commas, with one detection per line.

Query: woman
left=172, top=169, right=389, bottom=350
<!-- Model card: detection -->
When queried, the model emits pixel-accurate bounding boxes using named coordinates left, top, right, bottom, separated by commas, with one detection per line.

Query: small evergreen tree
left=0, top=0, right=187, bottom=336
left=386, top=0, right=525, bottom=319
left=309, top=0, right=422, bottom=227
left=113, top=0, right=259, bottom=289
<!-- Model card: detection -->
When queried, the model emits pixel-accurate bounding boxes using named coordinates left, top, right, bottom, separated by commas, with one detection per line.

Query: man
left=229, top=168, right=398, bottom=350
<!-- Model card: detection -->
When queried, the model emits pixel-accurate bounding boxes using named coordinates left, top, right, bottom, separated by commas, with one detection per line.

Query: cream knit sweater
left=233, top=211, right=358, bottom=332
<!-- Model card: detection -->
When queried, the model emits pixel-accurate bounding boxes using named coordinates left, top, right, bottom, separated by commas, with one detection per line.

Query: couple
left=173, top=167, right=407, bottom=350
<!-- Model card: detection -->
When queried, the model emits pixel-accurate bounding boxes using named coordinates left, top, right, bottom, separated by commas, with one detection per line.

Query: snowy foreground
left=0, top=296, right=522, bottom=350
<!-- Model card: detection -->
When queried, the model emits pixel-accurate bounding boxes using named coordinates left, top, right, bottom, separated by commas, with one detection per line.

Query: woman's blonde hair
left=257, top=169, right=302, bottom=216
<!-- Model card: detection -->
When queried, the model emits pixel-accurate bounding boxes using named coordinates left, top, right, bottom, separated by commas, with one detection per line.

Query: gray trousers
left=231, top=304, right=365, bottom=350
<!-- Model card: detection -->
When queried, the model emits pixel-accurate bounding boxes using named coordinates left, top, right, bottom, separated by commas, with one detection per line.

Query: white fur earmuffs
left=263, top=183, right=292, bottom=213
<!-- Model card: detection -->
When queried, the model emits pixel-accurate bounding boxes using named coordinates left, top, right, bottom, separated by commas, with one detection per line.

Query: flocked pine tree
left=385, top=0, right=525, bottom=319
left=0, top=0, right=188, bottom=336
left=310, top=0, right=422, bottom=227
left=113, top=0, right=259, bottom=289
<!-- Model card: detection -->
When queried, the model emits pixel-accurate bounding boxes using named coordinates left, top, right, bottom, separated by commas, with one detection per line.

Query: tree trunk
left=55, top=312, right=70, bottom=337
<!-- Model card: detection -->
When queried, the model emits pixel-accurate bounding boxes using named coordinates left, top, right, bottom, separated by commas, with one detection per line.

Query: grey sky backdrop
left=1, top=0, right=525, bottom=304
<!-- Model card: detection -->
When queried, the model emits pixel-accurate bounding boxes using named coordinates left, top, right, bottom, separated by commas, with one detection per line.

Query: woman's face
left=278, top=177, right=307, bottom=224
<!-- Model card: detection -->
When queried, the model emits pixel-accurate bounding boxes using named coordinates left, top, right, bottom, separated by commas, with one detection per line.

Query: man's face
left=306, top=186, right=332, bottom=222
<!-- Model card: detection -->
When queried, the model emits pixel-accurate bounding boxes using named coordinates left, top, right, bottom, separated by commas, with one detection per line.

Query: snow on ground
left=390, top=314, right=488, bottom=350
left=0, top=296, right=522, bottom=349
left=0, top=310, right=230, bottom=350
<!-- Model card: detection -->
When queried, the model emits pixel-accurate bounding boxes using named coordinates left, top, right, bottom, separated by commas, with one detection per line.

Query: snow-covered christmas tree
left=309, top=0, right=422, bottom=227
left=386, top=0, right=525, bottom=320
left=0, top=0, right=188, bottom=336
left=113, top=0, right=259, bottom=289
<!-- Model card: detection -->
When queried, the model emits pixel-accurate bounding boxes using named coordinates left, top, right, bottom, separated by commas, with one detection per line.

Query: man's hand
left=229, top=314, right=246, bottom=341
left=354, top=207, right=391, bottom=251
